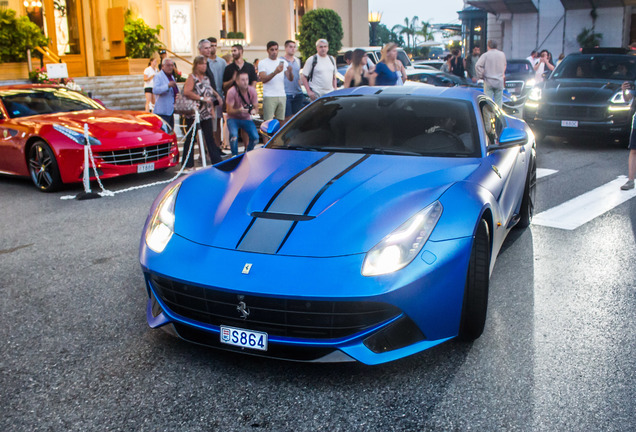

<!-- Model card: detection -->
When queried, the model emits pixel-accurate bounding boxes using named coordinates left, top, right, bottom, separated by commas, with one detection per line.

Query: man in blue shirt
left=152, top=59, right=178, bottom=129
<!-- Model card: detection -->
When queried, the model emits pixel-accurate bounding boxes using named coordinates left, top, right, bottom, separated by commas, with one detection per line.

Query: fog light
left=363, top=315, right=425, bottom=353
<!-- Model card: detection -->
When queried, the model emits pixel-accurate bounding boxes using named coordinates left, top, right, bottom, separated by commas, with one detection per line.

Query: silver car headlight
left=145, top=183, right=180, bottom=253
left=525, top=78, right=536, bottom=88
left=158, top=116, right=175, bottom=135
left=53, top=124, right=102, bottom=145
left=362, top=201, right=443, bottom=276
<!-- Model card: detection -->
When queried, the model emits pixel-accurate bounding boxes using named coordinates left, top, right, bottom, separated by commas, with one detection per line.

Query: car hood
left=32, top=110, right=168, bottom=148
left=174, top=149, right=481, bottom=257
left=542, top=79, right=622, bottom=104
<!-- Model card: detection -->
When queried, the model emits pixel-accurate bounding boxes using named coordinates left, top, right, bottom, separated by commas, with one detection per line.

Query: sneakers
left=621, top=179, right=634, bottom=190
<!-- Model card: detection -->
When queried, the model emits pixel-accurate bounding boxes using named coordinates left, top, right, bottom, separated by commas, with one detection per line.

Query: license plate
left=561, top=120, right=578, bottom=128
left=137, top=162, right=155, bottom=173
left=220, top=325, right=268, bottom=351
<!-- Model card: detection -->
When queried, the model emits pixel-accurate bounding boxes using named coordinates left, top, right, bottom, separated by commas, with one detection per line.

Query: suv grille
left=96, top=142, right=173, bottom=165
left=149, top=275, right=401, bottom=339
left=538, top=104, right=606, bottom=121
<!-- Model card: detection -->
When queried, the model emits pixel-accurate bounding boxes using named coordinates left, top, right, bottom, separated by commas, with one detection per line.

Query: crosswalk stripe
left=532, top=175, right=636, bottom=230
left=537, top=168, right=558, bottom=179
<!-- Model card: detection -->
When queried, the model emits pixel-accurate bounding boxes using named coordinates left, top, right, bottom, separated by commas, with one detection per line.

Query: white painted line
left=533, top=176, right=636, bottom=230
left=537, top=168, right=558, bottom=179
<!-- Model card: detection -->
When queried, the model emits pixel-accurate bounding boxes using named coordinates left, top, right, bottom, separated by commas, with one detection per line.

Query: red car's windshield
left=0, top=87, right=104, bottom=119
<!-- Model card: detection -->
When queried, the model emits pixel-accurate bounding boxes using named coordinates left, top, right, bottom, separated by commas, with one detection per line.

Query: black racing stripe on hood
left=236, top=153, right=366, bottom=254
left=235, top=152, right=334, bottom=249
left=275, top=154, right=371, bottom=253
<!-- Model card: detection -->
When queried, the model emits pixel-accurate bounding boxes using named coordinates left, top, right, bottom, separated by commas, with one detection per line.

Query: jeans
left=484, top=83, right=503, bottom=108
left=285, top=93, right=305, bottom=117
left=158, top=114, right=174, bottom=130
left=227, top=118, right=259, bottom=156
left=183, top=117, right=221, bottom=167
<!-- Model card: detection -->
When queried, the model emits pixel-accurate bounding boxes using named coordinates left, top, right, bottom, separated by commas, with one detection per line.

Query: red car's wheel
left=28, top=141, right=62, bottom=192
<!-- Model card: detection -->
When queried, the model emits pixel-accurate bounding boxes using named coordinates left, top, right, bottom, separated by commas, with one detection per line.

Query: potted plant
left=0, top=8, right=49, bottom=79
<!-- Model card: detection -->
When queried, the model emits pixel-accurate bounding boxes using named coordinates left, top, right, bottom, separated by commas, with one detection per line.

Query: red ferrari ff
left=0, top=85, right=179, bottom=191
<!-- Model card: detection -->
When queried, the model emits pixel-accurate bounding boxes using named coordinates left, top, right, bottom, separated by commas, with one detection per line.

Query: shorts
left=144, top=87, right=153, bottom=93
left=262, top=96, right=286, bottom=121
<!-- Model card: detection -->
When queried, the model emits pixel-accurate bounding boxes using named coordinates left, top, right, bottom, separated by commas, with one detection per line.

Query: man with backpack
left=300, top=38, right=337, bottom=100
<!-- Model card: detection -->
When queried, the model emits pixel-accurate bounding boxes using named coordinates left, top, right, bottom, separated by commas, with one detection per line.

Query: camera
left=244, top=104, right=254, bottom=111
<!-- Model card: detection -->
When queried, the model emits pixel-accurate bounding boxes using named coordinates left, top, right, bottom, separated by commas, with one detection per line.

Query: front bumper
left=523, top=102, right=632, bottom=137
left=140, top=232, right=473, bottom=365
left=57, top=139, right=179, bottom=184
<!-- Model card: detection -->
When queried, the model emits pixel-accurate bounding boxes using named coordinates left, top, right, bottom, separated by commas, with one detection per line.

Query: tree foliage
left=0, top=9, right=48, bottom=63
left=297, top=8, right=343, bottom=61
left=372, top=23, right=404, bottom=47
left=123, top=12, right=163, bottom=59
left=576, top=27, right=603, bottom=49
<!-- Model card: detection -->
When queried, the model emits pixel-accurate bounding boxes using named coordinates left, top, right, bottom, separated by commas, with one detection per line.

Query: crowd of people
left=142, top=39, right=413, bottom=170
left=140, top=37, right=634, bottom=190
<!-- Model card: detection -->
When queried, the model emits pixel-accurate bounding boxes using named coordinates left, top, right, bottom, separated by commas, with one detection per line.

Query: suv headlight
left=145, top=183, right=180, bottom=253
left=362, top=201, right=443, bottom=276
left=53, top=124, right=102, bottom=145
left=609, top=90, right=632, bottom=111
left=528, top=87, right=542, bottom=101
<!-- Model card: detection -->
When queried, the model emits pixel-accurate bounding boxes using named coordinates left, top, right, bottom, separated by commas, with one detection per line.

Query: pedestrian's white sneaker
left=620, top=179, right=634, bottom=190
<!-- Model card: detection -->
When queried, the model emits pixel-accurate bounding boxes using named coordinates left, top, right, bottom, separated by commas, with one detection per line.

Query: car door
left=0, top=104, right=27, bottom=176
left=480, top=99, right=527, bottom=227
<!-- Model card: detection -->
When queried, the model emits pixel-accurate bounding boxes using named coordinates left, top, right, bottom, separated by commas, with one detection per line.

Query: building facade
left=4, top=0, right=368, bottom=77
left=463, top=0, right=636, bottom=59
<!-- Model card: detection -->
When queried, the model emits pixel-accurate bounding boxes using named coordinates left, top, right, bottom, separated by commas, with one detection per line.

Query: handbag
left=174, top=93, right=197, bottom=116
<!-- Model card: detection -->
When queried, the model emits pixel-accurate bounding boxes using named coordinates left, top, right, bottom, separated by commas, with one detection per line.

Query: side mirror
left=259, top=118, right=281, bottom=140
left=494, top=128, right=528, bottom=148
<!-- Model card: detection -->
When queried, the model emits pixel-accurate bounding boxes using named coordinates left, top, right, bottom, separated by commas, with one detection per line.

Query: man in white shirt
left=258, top=41, right=293, bottom=121
left=300, top=38, right=337, bottom=100
left=475, top=39, right=507, bottom=108
left=526, top=50, right=539, bottom=67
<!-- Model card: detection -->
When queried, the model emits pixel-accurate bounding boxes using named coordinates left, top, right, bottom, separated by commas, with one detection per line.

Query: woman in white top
left=534, top=50, right=555, bottom=83
left=143, top=56, right=159, bottom=112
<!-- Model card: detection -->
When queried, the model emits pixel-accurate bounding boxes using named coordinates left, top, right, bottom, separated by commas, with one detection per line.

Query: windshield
left=267, top=95, right=480, bottom=157
left=506, top=61, right=533, bottom=75
left=552, top=55, right=636, bottom=80
left=0, top=87, right=103, bottom=119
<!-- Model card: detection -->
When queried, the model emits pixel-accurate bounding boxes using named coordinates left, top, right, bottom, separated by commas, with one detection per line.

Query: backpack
left=307, top=54, right=335, bottom=82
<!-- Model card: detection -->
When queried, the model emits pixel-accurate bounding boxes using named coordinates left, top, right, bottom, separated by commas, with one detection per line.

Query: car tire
left=458, top=219, right=491, bottom=341
left=517, top=154, right=537, bottom=229
left=28, top=141, right=62, bottom=192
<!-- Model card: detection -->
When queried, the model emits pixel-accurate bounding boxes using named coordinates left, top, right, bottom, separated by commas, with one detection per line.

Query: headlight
left=610, top=90, right=629, bottom=104
left=362, top=201, right=443, bottom=276
left=528, top=87, right=542, bottom=101
left=145, top=183, right=180, bottom=253
left=525, top=78, right=536, bottom=88
left=53, top=124, right=102, bottom=145
left=158, top=116, right=175, bottom=135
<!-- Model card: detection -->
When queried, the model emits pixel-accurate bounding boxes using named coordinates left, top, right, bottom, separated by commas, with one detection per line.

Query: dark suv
left=523, top=48, right=636, bottom=141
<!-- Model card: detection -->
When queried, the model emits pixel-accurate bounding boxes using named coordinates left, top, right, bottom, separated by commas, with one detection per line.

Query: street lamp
left=369, top=11, right=382, bottom=47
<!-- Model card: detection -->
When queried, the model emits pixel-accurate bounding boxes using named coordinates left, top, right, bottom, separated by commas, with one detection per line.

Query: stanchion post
left=195, top=109, right=207, bottom=167
left=76, top=123, right=100, bottom=200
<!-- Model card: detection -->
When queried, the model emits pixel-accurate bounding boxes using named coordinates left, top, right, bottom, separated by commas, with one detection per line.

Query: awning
left=560, top=0, right=636, bottom=8
left=466, top=0, right=538, bottom=14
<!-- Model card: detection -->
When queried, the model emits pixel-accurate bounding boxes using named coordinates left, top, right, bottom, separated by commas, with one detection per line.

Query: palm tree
left=415, top=20, right=435, bottom=46
left=392, top=16, right=419, bottom=51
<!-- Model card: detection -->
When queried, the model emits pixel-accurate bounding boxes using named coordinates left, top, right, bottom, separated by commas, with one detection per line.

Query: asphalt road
left=1, top=136, right=634, bottom=431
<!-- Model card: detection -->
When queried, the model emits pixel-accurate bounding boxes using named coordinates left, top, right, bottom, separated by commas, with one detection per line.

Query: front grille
left=150, top=275, right=402, bottom=339
left=538, top=104, right=606, bottom=121
left=96, top=142, right=173, bottom=165
left=505, top=81, right=524, bottom=95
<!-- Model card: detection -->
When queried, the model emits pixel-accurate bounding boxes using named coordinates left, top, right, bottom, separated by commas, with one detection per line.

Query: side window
left=479, top=100, right=505, bottom=146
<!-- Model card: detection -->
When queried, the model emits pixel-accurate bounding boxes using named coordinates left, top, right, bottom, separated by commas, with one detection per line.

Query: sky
left=368, top=0, right=465, bottom=30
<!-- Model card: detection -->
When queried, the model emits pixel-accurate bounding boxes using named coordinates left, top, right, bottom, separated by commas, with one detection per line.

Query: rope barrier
left=61, top=110, right=202, bottom=200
